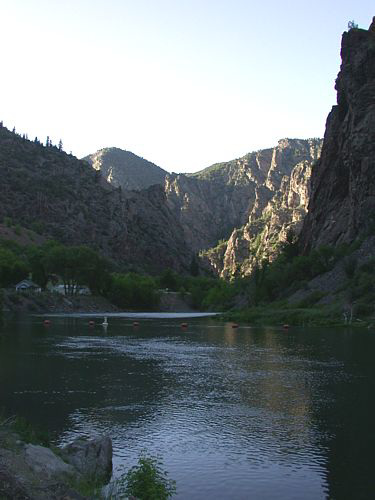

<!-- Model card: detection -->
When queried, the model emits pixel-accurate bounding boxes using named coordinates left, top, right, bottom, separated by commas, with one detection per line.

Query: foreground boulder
left=24, top=443, right=77, bottom=480
left=60, top=436, right=113, bottom=481
left=0, top=429, right=112, bottom=499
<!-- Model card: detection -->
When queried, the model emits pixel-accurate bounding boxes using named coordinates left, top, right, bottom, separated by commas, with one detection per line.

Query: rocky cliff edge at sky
left=299, top=23, right=375, bottom=252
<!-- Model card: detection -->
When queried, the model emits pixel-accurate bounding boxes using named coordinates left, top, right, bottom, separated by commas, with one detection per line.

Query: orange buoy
left=232, top=323, right=239, bottom=329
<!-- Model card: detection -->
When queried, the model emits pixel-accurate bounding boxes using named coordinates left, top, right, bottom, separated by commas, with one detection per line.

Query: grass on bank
left=0, top=412, right=50, bottom=446
left=221, top=303, right=363, bottom=327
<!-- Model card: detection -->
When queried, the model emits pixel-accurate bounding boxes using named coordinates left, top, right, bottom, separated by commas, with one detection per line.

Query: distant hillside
left=0, top=127, right=191, bottom=273
left=83, top=147, right=168, bottom=190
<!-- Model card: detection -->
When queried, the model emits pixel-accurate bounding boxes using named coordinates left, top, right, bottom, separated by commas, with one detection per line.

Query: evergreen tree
left=190, top=255, right=200, bottom=276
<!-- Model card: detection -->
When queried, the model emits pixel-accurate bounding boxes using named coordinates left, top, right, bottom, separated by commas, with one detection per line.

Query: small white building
left=15, top=279, right=41, bottom=293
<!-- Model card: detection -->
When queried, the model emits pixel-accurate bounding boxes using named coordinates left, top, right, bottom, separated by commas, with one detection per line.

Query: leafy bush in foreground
left=107, top=454, right=176, bottom=499
left=123, top=454, right=176, bottom=500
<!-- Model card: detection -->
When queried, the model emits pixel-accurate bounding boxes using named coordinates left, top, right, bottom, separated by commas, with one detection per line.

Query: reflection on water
left=1, top=315, right=375, bottom=499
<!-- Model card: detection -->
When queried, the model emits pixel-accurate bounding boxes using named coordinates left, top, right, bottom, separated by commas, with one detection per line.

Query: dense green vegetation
left=249, top=239, right=357, bottom=305
left=157, top=267, right=243, bottom=310
left=223, top=303, right=342, bottom=326
left=0, top=238, right=242, bottom=311
left=220, top=236, right=375, bottom=325
left=0, top=229, right=373, bottom=325
left=0, top=239, right=111, bottom=295
left=108, top=273, right=160, bottom=310
left=0, top=245, right=29, bottom=287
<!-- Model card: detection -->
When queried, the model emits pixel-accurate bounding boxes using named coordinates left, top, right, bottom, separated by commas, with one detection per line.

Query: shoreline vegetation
left=221, top=304, right=374, bottom=328
left=1, top=229, right=375, bottom=328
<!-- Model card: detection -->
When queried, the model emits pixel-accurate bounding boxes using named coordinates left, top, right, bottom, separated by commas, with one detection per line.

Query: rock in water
left=61, top=436, right=113, bottom=481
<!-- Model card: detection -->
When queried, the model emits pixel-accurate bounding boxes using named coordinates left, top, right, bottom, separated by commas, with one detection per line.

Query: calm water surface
left=1, top=314, right=375, bottom=499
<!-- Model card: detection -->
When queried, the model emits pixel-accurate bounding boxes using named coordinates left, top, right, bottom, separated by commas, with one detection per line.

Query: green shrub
left=122, top=454, right=176, bottom=500
left=30, top=221, right=45, bottom=234
left=158, top=268, right=181, bottom=291
left=0, top=247, right=29, bottom=287
left=3, top=216, right=12, bottom=228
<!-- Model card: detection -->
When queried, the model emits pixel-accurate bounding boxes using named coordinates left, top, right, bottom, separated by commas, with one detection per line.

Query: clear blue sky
left=1, top=1, right=373, bottom=172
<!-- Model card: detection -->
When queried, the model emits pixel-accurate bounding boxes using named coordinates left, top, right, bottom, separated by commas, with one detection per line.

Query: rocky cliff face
left=165, top=171, right=254, bottom=251
left=299, top=27, right=375, bottom=252
left=165, top=139, right=321, bottom=255
left=0, top=127, right=191, bottom=272
left=83, top=147, right=167, bottom=190
left=204, top=154, right=319, bottom=277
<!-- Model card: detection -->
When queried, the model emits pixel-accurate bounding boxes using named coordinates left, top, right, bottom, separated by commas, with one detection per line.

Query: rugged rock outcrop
left=200, top=139, right=322, bottom=277
left=165, top=138, right=321, bottom=254
left=299, top=26, right=375, bottom=252
left=0, top=127, right=191, bottom=273
left=165, top=171, right=254, bottom=251
left=83, top=147, right=167, bottom=190
left=82, top=137, right=321, bottom=273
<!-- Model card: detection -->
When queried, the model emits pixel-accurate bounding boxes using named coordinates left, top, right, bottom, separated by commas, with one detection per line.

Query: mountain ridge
left=83, top=147, right=168, bottom=191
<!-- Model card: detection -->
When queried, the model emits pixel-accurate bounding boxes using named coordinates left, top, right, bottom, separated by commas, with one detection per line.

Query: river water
left=1, top=313, right=374, bottom=499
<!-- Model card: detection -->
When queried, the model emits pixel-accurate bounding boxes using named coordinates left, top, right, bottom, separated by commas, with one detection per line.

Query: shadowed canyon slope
left=299, top=27, right=375, bottom=252
left=0, top=127, right=191, bottom=272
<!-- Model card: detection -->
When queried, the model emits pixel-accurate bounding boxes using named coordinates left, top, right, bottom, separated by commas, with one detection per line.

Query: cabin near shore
left=15, top=279, right=41, bottom=293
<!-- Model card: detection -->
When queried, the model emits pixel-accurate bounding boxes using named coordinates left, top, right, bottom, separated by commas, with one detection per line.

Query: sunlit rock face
left=198, top=139, right=322, bottom=277
left=299, top=27, right=375, bottom=252
left=83, top=147, right=167, bottom=191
